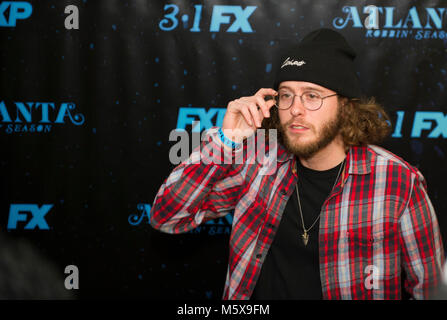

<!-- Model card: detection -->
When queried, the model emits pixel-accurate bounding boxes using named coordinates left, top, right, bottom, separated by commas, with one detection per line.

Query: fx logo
left=177, top=107, right=226, bottom=132
left=411, top=112, right=447, bottom=138
left=0, top=1, right=32, bottom=27
left=210, top=5, right=257, bottom=32
left=7, top=204, right=53, bottom=230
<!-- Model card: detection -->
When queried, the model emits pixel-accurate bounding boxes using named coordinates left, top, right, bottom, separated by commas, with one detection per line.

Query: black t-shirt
left=251, top=158, right=344, bottom=300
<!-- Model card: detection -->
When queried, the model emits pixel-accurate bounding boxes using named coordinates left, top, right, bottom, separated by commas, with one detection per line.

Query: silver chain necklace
left=295, top=159, right=346, bottom=246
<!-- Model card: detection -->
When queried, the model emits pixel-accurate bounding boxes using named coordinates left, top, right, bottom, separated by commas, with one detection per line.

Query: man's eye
left=305, top=92, right=319, bottom=100
left=280, top=93, right=292, bottom=99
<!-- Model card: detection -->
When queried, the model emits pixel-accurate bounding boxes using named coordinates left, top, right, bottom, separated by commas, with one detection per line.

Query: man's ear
left=338, top=96, right=349, bottom=107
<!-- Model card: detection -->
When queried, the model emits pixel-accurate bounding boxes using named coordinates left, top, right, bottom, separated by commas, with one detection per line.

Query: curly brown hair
left=262, top=96, right=392, bottom=148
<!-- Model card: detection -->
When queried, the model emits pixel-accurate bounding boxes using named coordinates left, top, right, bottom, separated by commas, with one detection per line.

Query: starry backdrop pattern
left=0, top=0, right=446, bottom=298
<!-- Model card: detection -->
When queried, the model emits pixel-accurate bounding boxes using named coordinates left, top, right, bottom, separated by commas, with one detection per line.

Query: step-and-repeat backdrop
left=1, top=0, right=446, bottom=298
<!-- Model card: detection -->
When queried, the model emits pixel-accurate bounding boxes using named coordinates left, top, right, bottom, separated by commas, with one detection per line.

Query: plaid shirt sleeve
left=399, top=169, right=445, bottom=299
left=150, top=127, right=246, bottom=234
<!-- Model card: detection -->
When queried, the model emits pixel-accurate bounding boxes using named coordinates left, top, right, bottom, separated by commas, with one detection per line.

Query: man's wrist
left=218, top=127, right=242, bottom=149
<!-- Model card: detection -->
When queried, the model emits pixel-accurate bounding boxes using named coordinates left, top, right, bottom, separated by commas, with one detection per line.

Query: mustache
left=283, top=119, right=314, bottom=130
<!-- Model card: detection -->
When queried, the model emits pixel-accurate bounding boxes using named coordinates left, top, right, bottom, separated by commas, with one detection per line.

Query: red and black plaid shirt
left=151, top=127, right=445, bottom=299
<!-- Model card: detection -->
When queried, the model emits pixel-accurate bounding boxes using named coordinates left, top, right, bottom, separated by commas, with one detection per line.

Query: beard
left=277, top=109, right=342, bottom=160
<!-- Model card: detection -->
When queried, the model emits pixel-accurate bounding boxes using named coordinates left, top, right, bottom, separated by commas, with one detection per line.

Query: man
left=150, top=28, right=445, bottom=299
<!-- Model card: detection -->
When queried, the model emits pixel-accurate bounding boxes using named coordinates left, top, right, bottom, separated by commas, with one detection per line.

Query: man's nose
left=290, top=96, right=306, bottom=116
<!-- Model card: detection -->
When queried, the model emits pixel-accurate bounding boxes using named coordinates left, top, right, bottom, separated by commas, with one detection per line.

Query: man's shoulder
left=367, top=145, right=413, bottom=168
left=365, top=145, right=424, bottom=182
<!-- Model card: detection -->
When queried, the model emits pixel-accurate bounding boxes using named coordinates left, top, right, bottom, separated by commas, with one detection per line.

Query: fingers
left=246, top=102, right=263, bottom=128
left=255, top=89, right=277, bottom=118
left=226, top=88, right=277, bottom=129
left=254, top=96, right=275, bottom=118
left=255, top=88, right=278, bottom=98
left=239, top=103, right=254, bottom=126
left=238, top=98, right=264, bottom=128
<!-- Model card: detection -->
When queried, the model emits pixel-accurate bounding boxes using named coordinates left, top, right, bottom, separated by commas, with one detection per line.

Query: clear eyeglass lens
left=277, top=93, right=292, bottom=109
left=275, top=91, right=322, bottom=110
left=303, top=93, right=322, bottom=110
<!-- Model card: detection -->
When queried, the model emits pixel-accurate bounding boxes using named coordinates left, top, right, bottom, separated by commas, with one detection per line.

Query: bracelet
left=218, top=127, right=242, bottom=149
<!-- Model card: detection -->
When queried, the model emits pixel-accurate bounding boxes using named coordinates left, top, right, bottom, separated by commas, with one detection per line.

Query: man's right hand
left=221, top=88, right=278, bottom=143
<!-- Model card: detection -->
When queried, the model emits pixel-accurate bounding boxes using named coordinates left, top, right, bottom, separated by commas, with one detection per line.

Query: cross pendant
left=302, top=231, right=309, bottom=246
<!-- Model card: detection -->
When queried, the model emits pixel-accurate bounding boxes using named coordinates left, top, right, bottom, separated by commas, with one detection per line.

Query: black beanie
left=273, top=28, right=362, bottom=99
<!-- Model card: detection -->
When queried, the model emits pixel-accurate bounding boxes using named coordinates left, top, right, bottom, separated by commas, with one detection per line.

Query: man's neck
left=298, top=138, right=347, bottom=171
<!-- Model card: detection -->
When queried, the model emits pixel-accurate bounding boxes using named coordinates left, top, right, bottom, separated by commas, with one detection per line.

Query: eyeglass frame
left=273, top=89, right=339, bottom=111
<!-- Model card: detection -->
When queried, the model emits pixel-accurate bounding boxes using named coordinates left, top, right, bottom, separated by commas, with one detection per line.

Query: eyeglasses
left=274, top=90, right=338, bottom=111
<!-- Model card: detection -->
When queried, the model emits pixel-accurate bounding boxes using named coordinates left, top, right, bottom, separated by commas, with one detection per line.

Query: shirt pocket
left=346, top=229, right=387, bottom=250
left=345, top=227, right=400, bottom=277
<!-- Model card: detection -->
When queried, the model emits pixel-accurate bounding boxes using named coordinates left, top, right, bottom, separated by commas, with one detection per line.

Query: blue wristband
left=218, top=127, right=242, bottom=149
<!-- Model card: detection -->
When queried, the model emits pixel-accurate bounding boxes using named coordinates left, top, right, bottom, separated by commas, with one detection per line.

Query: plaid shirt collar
left=275, top=139, right=372, bottom=175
